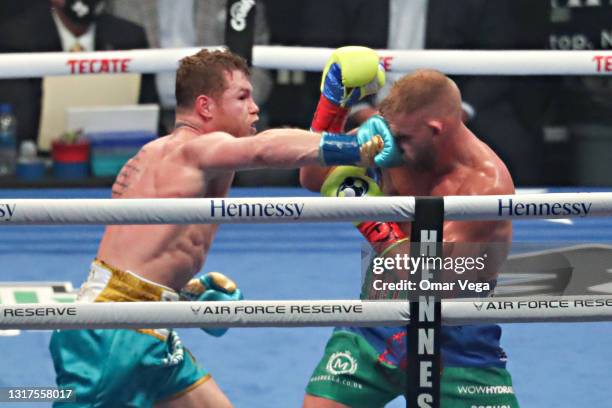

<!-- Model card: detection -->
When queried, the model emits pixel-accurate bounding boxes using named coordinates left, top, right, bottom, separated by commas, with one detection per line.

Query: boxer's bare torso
left=96, top=69, right=322, bottom=291
left=97, top=129, right=234, bottom=290
left=383, top=119, right=514, bottom=280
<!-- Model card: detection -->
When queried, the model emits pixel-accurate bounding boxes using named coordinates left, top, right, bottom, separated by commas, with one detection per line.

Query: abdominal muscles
left=97, top=222, right=218, bottom=290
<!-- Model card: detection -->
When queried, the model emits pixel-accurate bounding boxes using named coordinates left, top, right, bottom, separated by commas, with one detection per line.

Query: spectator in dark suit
left=0, top=0, right=159, bottom=148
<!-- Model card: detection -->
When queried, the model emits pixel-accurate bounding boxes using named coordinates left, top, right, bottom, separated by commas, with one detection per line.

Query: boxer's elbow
left=299, top=166, right=326, bottom=192
left=299, top=169, right=318, bottom=191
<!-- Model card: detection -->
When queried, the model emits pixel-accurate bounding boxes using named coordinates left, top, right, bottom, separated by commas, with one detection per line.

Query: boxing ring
left=1, top=188, right=612, bottom=407
left=0, top=46, right=611, bottom=407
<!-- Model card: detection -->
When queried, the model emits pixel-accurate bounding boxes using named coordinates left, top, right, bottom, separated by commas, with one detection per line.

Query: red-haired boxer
left=302, top=66, right=519, bottom=407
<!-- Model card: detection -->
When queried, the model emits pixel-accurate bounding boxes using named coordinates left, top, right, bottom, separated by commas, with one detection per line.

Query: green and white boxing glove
left=321, top=166, right=407, bottom=254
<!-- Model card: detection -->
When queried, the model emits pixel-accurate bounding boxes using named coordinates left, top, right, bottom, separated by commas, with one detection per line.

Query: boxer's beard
left=404, top=140, right=436, bottom=172
left=413, top=148, right=436, bottom=172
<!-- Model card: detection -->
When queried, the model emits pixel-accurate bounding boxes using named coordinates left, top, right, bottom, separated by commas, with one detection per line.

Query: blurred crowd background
left=0, top=0, right=611, bottom=187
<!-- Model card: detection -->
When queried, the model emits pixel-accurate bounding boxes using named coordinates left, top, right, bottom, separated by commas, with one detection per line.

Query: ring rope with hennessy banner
left=1, top=192, right=612, bottom=332
left=0, top=193, right=610, bottom=224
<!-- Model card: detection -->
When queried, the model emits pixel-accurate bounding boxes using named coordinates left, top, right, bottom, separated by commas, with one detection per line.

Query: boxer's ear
left=427, top=119, right=443, bottom=136
left=195, top=95, right=215, bottom=120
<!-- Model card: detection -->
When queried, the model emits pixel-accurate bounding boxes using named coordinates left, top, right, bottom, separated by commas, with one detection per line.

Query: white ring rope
left=0, top=193, right=610, bottom=225
left=0, top=46, right=611, bottom=79
left=1, top=296, right=611, bottom=331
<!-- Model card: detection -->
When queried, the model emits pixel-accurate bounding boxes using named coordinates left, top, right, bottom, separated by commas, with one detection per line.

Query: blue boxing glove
left=180, top=272, right=243, bottom=337
left=318, top=115, right=404, bottom=168
left=356, top=115, right=405, bottom=167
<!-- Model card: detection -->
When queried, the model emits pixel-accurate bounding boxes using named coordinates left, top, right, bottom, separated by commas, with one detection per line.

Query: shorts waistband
left=77, top=259, right=179, bottom=303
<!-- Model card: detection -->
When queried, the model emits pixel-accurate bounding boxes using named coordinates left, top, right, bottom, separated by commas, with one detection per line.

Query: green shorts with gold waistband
left=49, top=259, right=210, bottom=407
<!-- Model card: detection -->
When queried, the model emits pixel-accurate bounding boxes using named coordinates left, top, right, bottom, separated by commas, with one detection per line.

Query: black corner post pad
left=406, top=196, right=444, bottom=408
left=224, top=0, right=257, bottom=66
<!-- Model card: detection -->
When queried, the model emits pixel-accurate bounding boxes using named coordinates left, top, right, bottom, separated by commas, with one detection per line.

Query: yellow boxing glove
left=312, top=46, right=385, bottom=132
left=320, top=46, right=386, bottom=107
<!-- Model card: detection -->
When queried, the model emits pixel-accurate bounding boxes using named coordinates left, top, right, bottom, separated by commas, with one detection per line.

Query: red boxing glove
left=357, top=220, right=407, bottom=255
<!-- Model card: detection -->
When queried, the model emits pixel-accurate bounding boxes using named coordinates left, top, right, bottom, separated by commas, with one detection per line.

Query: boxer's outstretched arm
left=186, top=117, right=399, bottom=171
left=187, top=129, right=321, bottom=171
